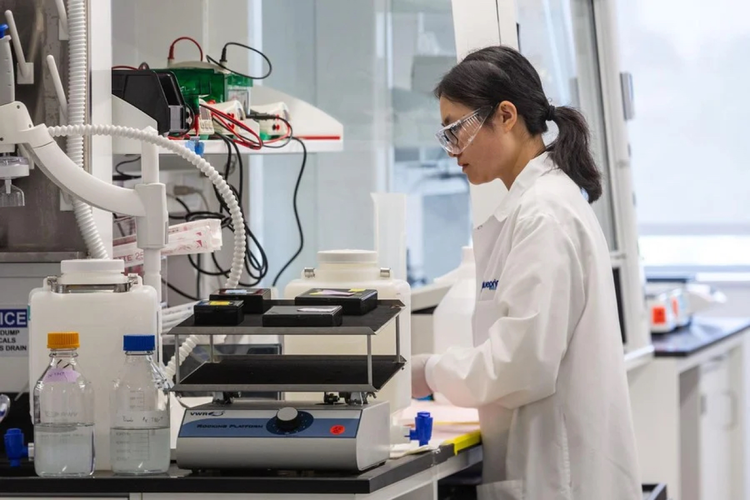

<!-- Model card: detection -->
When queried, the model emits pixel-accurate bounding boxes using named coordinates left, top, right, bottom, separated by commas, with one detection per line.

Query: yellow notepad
left=442, top=430, right=482, bottom=455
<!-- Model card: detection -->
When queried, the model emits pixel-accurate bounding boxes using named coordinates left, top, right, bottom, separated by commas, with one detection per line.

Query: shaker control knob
left=276, top=407, right=301, bottom=431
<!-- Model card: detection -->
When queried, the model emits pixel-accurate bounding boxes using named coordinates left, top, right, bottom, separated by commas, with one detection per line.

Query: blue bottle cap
left=0, top=25, right=8, bottom=39
left=123, top=334, right=155, bottom=352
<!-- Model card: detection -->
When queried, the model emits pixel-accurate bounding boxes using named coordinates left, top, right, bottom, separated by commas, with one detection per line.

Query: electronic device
left=176, top=400, right=390, bottom=471
left=112, top=69, right=188, bottom=135
left=171, top=299, right=405, bottom=471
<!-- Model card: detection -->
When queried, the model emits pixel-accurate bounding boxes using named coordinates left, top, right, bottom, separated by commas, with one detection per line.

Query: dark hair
left=434, top=45, right=602, bottom=203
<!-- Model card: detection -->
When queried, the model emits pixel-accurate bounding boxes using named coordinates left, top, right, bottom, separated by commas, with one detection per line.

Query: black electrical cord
left=216, top=133, right=269, bottom=282
left=171, top=196, right=191, bottom=216
left=251, top=114, right=294, bottom=149
left=113, top=156, right=141, bottom=180
left=244, top=113, right=305, bottom=286
left=164, top=279, right=200, bottom=301
left=170, top=132, right=270, bottom=288
left=271, top=137, right=306, bottom=287
left=206, top=42, right=272, bottom=80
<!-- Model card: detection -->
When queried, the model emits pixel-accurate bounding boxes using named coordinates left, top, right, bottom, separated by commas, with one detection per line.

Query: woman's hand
left=411, top=354, right=433, bottom=399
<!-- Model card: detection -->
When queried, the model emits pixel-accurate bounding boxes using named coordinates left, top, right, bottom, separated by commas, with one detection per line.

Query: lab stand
left=629, top=317, right=750, bottom=500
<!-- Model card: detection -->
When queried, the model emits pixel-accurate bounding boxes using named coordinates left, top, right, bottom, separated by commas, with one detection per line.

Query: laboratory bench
left=0, top=453, right=668, bottom=500
left=1, top=400, right=668, bottom=499
left=629, top=316, right=750, bottom=500
left=2, top=443, right=482, bottom=500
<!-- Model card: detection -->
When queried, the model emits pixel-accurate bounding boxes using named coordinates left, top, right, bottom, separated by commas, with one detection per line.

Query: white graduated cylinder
left=284, top=250, right=411, bottom=422
left=433, top=247, right=476, bottom=405
left=28, top=259, right=158, bottom=471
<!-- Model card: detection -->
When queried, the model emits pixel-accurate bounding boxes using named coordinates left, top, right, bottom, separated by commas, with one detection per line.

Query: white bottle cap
left=58, top=259, right=129, bottom=285
left=61, top=259, right=125, bottom=274
left=318, top=250, right=378, bottom=265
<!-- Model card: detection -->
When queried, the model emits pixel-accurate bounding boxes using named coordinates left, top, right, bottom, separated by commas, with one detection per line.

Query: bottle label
left=43, top=368, right=80, bottom=383
left=114, top=410, right=168, bottom=428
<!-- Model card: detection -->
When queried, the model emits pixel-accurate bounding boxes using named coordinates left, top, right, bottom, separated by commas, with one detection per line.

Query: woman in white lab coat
left=411, top=46, right=641, bottom=499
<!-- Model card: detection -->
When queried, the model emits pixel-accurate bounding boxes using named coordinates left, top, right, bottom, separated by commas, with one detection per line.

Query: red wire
left=112, top=65, right=138, bottom=70
left=201, top=104, right=264, bottom=148
left=212, top=114, right=262, bottom=150
left=169, top=37, right=204, bottom=62
left=263, top=119, right=293, bottom=144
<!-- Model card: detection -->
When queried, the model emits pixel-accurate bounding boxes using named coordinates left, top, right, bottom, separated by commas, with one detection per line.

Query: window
left=617, top=0, right=750, bottom=268
left=517, top=0, right=618, bottom=250
left=389, top=0, right=471, bottom=286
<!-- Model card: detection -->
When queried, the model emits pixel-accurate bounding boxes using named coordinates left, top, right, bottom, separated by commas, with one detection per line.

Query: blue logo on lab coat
left=481, top=280, right=498, bottom=291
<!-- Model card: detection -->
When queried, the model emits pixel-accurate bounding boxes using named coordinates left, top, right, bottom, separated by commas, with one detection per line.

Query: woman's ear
left=495, top=100, right=518, bottom=132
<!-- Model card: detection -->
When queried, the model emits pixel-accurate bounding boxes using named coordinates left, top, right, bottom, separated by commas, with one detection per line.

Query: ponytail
left=434, top=45, right=603, bottom=204
left=546, top=106, right=602, bottom=203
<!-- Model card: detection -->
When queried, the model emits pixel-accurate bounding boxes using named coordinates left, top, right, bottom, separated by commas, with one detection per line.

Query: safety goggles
left=435, top=105, right=496, bottom=155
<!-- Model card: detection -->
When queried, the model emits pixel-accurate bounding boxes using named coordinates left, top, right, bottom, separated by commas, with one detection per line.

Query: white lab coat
left=425, top=153, right=640, bottom=500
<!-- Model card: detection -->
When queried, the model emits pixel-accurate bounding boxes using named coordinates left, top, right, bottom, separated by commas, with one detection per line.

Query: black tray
left=169, top=300, right=403, bottom=337
left=174, top=354, right=407, bottom=393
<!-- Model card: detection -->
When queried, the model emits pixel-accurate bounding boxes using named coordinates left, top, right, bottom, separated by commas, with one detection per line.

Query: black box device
left=194, top=300, right=244, bottom=326
left=210, top=288, right=271, bottom=314
left=262, top=305, right=344, bottom=327
left=294, top=288, right=378, bottom=315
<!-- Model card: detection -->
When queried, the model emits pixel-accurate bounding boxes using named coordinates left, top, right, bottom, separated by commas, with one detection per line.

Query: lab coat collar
left=491, top=152, right=554, bottom=223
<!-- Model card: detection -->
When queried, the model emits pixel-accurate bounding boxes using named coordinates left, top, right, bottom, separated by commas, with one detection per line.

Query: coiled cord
left=48, top=124, right=246, bottom=379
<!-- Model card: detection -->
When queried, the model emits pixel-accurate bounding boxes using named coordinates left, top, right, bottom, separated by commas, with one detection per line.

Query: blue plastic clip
left=185, top=137, right=205, bottom=157
left=0, top=24, right=8, bottom=39
left=409, top=411, right=433, bottom=447
left=4, top=428, right=28, bottom=467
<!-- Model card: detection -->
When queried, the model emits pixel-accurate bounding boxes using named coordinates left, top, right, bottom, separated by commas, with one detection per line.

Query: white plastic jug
left=28, top=259, right=158, bottom=470
left=433, top=247, right=476, bottom=404
left=284, top=250, right=411, bottom=422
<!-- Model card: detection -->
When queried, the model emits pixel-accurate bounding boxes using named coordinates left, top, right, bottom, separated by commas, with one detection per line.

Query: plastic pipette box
left=210, top=288, right=271, bottom=314
left=194, top=300, right=244, bottom=326
left=262, top=305, right=343, bottom=327
left=294, top=288, right=378, bottom=315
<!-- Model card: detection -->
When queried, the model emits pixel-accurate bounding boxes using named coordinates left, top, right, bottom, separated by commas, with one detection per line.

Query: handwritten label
left=43, top=368, right=80, bottom=383
left=115, top=410, right=168, bottom=428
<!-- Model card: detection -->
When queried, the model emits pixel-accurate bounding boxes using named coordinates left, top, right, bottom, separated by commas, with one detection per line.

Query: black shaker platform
left=177, top=354, right=407, bottom=392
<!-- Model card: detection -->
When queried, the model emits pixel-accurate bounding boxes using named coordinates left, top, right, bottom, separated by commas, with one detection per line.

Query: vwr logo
left=190, top=411, right=225, bottom=417
left=481, top=280, right=498, bottom=291
left=0, top=309, right=27, bottom=328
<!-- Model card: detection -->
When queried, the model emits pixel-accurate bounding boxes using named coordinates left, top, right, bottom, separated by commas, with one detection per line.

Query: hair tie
left=546, top=105, right=556, bottom=122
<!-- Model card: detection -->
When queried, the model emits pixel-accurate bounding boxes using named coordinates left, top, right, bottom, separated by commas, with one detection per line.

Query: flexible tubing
left=48, top=124, right=246, bottom=379
left=67, top=0, right=108, bottom=259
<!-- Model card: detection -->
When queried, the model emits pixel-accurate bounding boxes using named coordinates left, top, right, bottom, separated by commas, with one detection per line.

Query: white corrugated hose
left=67, top=0, right=108, bottom=259
left=48, top=124, right=247, bottom=379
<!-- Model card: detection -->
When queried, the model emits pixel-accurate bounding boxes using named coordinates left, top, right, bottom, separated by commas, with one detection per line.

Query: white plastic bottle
left=284, top=250, right=411, bottom=424
left=433, top=247, right=476, bottom=404
left=29, top=259, right=158, bottom=470
left=111, top=335, right=170, bottom=475
left=33, top=332, right=95, bottom=477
